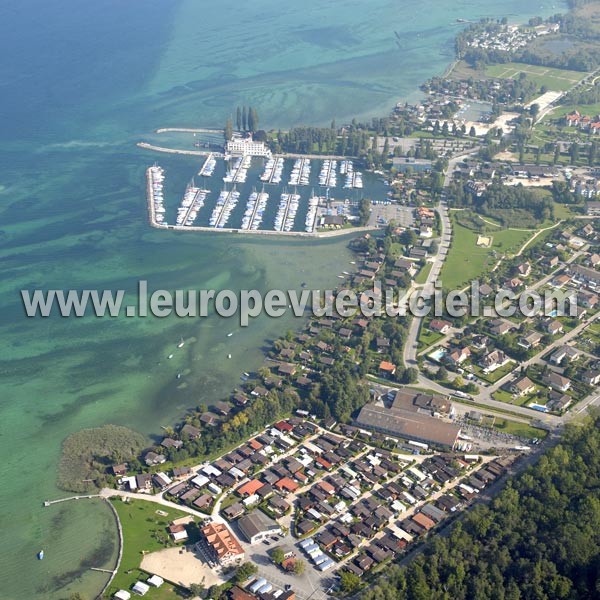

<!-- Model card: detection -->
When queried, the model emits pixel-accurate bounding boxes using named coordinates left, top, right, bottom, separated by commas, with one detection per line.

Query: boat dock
left=305, top=195, right=321, bottom=233
left=260, top=156, right=284, bottom=184
left=43, top=494, right=101, bottom=507
left=146, top=165, right=167, bottom=226
left=288, top=157, right=311, bottom=186
left=224, top=155, right=251, bottom=184
left=319, top=159, right=337, bottom=187
left=210, top=188, right=241, bottom=228
left=242, top=191, right=269, bottom=230
left=198, top=153, right=216, bottom=177
left=177, top=183, right=209, bottom=227
left=274, top=192, right=300, bottom=232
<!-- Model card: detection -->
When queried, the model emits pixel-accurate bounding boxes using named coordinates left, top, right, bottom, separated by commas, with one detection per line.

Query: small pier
left=198, top=153, right=216, bottom=177
left=43, top=494, right=100, bottom=507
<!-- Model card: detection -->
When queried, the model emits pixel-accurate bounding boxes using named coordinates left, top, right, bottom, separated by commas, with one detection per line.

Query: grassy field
left=484, top=62, right=586, bottom=92
left=107, top=498, right=192, bottom=600
left=441, top=214, right=532, bottom=289
left=492, top=418, right=548, bottom=440
left=414, top=262, right=432, bottom=285
left=418, top=325, right=444, bottom=350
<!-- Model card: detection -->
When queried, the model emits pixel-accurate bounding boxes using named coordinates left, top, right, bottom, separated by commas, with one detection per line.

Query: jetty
left=137, top=142, right=223, bottom=157
left=155, top=127, right=223, bottom=134
left=43, top=494, right=100, bottom=507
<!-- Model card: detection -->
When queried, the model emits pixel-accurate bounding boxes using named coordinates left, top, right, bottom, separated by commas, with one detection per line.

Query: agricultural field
left=485, top=63, right=586, bottom=92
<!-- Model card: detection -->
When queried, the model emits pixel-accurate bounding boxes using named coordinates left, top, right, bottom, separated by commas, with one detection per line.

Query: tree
left=340, top=570, right=362, bottom=593
left=248, top=106, right=258, bottom=133
left=234, top=561, right=258, bottom=582
left=570, top=141, right=579, bottom=165
left=437, top=366, right=449, bottom=381
left=529, top=103, right=540, bottom=120
left=403, top=368, right=418, bottom=384
left=271, top=547, right=285, bottom=565
left=236, top=106, right=242, bottom=131
left=242, top=106, right=247, bottom=131
left=293, top=559, right=306, bottom=575
left=189, top=583, right=205, bottom=597
left=224, top=117, right=233, bottom=142
left=469, top=126, right=477, bottom=137
left=400, top=229, right=418, bottom=247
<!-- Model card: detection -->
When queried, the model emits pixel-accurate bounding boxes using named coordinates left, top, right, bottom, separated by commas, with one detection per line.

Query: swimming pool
left=428, top=348, right=448, bottom=362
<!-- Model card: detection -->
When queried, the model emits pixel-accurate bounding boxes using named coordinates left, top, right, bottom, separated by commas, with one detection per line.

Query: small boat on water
left=227, top=354, right=232, bottom=359
left=227, top=332, right=233, bottom=337
left=168, top=354, right=174, bottom=359
left=37, top=550, right=44, bottom=560
left=177, top=338, right=185, bottom=348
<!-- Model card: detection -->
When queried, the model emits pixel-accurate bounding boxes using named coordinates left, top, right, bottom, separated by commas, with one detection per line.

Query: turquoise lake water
left=0, top=0, right=565, bottom=597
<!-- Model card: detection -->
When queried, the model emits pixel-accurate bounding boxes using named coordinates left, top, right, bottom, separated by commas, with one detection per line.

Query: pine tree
left=224, top=117, right=233, bottom=142
left=236, top=106, right=242, bottom=131
left=242, top=106, right=247, bottom=131
left=247, top=107, right=259, bottom=133
left=247, top=106, right=254, bottom=133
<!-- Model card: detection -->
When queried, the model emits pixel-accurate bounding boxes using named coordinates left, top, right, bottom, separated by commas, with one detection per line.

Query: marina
left=144, top=153, right=387, bottom=236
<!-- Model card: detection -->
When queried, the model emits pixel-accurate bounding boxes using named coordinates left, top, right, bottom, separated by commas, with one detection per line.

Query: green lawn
left=492, top=418, right=548, bottom=441
left=415, top=262, right=432, bottom=285
left=107, top=498, right=192, bottom=599
left=472, top=361, right=515, bottom=384
left=418, top=326, right=444, bottom=350
left=484, top=62, right=587, bottom=92
left=551, top=102, right=600, bottom=120
left=441, top=215, right=532, bottom=289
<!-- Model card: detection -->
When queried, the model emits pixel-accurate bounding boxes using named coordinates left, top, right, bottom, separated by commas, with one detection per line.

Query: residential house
left=480, top=349, right=508, bottom=371
left=446, top=347, right=471, bottom=365
left=582, top=370, right=600, bottom=385
left=510, top=376, right=535, bottom=397
left=546, top=320, right=564, bottom=336
left=518, top=331, right=543, bottom=350
left=544, top=372, right=572, bottom=392
left=429, top=319, right=451, bottom=334
left=379, top=361, right=397, bottom=377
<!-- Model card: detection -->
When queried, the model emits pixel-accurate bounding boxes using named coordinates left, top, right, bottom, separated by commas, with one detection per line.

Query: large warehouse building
left=355, top=403, right=460, bottom=449
left=237, top=510, right=282, bottom=545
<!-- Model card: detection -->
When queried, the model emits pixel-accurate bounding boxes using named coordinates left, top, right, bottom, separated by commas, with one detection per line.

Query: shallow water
left=0, top=0, right=565, bottom=597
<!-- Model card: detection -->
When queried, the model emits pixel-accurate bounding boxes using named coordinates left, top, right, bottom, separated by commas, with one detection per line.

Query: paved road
left=403, top=150, right=480, bottom=370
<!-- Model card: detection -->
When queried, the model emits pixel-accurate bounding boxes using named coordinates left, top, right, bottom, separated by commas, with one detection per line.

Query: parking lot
left=369, top=203, right=415, bottom=228
left=240, top=530, right=336, bottom=600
